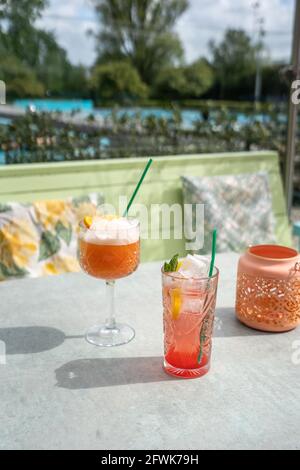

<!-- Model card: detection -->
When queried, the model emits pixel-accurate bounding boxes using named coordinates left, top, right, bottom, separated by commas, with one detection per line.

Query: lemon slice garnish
left=83, top=216, right=93, bottom=228
left=176, top=260, right=183, bottom=271
left=171, top=287, right=181, bottom=320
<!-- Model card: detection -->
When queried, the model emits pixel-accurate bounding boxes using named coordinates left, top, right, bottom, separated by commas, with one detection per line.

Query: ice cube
left=181, top=294, right=206, bottom=314
left=178, top=254, right=210, bottom=278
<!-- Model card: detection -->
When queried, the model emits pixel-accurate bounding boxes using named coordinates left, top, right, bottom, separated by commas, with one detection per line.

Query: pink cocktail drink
left=162, top=263, right=219, bottom=378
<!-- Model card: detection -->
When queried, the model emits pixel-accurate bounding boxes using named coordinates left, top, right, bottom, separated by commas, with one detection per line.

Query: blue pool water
left=95, top=107, right=202, bottom=127
left=15, top=99, right=94, bottom=113
left=13, top=99, right=202, bottom=126
left=0, top=117, right=11, bottom=125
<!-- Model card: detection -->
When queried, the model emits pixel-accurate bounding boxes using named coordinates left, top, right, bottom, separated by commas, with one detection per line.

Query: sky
left=37, top=0, right=296, bottom=66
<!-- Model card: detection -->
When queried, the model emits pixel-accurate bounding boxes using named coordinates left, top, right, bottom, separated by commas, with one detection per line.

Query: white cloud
left=176, top=0, right=294, bottom=63
left=37, top=0, right=97, bottom=65
left=37, top=0, right=295, bottom=66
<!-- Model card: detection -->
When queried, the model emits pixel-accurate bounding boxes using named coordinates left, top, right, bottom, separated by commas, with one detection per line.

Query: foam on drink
left=80, top=215, right=139, bottom=246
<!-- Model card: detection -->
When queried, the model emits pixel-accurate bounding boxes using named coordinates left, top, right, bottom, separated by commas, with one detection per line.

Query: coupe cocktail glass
left=79, top=216, right=140, bottom=346
left=162, top=268, right=219, bottom=378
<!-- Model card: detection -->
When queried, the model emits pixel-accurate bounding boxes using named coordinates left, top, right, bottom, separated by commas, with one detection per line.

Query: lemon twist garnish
left=170, top=287, right=182, bottom=320
left=83, top=216, right=93, bottom=228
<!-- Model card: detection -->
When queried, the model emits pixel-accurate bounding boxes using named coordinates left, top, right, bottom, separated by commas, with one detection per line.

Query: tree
left=154, top=66, right=186, bottom=98
left=209, top=29, right=256, bottom=99
left=91, top=0, right=188, bottom=85
left=90, top=61, right=148, bottom=101
left=183, top=59, right=214, bottom=97
left=155, top=59, right=214, bottom=99
left=0, top=0, right=88, bottom=98
left=261, top=63, right=289, bottom=100
left=34, top=30, right=85, bottom=96
left=64, top=65, right=89, bottom=98
left=0, top=0, right=48, bottom=67
left=0, top=54, right=44, bottom=97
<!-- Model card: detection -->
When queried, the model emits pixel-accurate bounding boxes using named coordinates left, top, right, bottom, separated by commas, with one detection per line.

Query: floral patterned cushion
left=181, top=173, right=276, bottom=254
left=0, top=193, right=104, bottom=281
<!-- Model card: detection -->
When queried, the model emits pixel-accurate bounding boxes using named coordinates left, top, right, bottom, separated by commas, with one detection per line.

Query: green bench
left=0, top=151, right=291, bottom=262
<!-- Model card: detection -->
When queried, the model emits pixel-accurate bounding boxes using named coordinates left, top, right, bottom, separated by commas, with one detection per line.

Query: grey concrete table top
left=0, top=252, right=299, bottom=450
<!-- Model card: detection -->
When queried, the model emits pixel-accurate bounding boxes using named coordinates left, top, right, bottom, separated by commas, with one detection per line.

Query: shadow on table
left=214, top=308, right=275, bottom=337
left=55, top=356, right=175, bottom=389
left=0, top=309, right=282, bottom=356
left=0, top=326, right=83, bottom=354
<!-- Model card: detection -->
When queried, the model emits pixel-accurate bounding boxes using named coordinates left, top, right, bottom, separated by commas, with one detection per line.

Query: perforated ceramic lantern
left=235, top=245, right=300, bottom=332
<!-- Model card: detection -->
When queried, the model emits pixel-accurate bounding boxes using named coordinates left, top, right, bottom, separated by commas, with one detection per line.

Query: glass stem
left=105, top=280, right=116, bottom=329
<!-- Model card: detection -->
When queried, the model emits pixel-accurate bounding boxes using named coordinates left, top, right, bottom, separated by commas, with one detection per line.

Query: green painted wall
left=0, top=152, right=291, bottom=261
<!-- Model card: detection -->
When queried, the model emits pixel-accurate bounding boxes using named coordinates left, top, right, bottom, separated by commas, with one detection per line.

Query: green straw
left=197, top=228, right=217, bottom=364
left=123, top=158, right=153, bottom=216
left=208, top=228, right=217, bottom=277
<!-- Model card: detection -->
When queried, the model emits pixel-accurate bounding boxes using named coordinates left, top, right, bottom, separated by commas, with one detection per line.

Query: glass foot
left=85, top=323, right=135, bottom=347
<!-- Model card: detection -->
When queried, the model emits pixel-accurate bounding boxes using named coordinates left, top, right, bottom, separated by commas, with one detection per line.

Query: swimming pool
left=13, top=99, right=277, bottom=128
left=15, top=99, right=94, bottom=113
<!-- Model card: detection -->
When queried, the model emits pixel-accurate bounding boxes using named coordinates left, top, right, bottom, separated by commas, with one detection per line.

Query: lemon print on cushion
left=38, top=230, right=61, bottom=261
left=43, top=255, right=80, bottom=276
left=0, top=218, right=38, bottom=280
left=33, top=200, right=73, bottom=247
left=33, top=200, right=71, bottom=230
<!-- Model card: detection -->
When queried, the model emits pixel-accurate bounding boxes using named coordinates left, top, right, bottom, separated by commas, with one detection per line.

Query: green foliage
left=0, top=261, right=28, bottom=279
left=0, top=0, right=87, bottom=98
left=65, top=65, right=89, bottom=98
left=0, top=1, right=290, bottom=102
left=92, top=0, right=188, bottom=84
left=34, top=30, right=75, bottom=95
left=39, top=231, right=61, bottom=261
left=0, top=54, right=44, bottom=97
left=94, top=98, right=275, bottom=113
left=0, top=203, right=11, bottom=212
left=163, top=254, right=179, bottom=272
left=90, top=61, right=149, bottom=101
left=209, top=29, right=257, bottom=99
left=1, top=111, right=106, bottom=163
left=155, top=59, right=214, bottom=98
left=154, top=66, right=187, bottom=98
left=55, top=221, right=72, bottom=246
left=183, top=60, right=214, bottom=97
left=1, top=105, right=296, bottom=167
left=0, top=0, right=48, bottom=68
left=261, top=63, right=289, bottom=99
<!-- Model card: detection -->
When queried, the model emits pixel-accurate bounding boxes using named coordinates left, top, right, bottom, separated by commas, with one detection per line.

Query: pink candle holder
left=235, top=245, right=300, bottom=332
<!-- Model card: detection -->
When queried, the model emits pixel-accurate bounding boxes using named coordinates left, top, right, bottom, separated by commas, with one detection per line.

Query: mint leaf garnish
left=163, top=254, right=179, bottom=272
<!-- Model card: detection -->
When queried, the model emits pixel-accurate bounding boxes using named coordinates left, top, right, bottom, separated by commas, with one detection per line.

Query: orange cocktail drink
left=78, top=215, right=140, bottom=347
left=79, top=239, right=139, bottom=280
